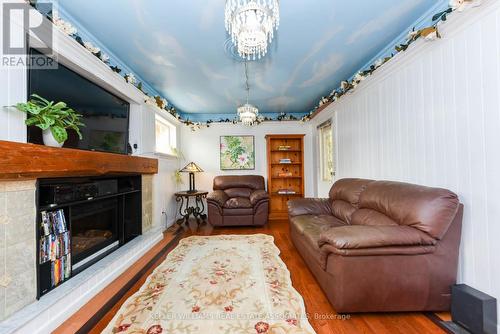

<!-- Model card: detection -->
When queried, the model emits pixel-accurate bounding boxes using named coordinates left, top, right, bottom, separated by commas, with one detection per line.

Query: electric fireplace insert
left=36, top=175, right=142, bottom=298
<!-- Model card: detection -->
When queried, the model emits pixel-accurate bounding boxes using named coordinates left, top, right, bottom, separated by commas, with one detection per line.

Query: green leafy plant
left=15, top=94, right=85, bottom=143
left=225, top=136, right=245, bottom=164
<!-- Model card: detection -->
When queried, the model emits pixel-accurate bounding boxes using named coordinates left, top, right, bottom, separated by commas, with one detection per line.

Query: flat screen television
left=27, top=48, right=130, bottom=154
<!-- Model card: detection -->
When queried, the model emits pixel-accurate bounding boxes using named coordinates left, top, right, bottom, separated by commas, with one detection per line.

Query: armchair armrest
left=287, top=198, right=332, bottom=217
left=207, top=190, right=228, bottom=207
left=318, top=225, right=437, bottom=250
left=250, top=189, right=269, bottom=205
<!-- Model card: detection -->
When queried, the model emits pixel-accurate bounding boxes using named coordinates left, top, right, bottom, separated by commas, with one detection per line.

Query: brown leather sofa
left=207, top=175, right=269, bottom=226
left=288, top=178, right=463, bottom=313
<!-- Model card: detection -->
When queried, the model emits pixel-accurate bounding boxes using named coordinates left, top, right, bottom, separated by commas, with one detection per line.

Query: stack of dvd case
left=39, top=209, right=71, bottom=288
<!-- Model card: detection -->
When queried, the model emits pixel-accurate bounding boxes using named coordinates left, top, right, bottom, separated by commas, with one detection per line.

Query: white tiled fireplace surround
left=0, top=175, right=161, bottom=333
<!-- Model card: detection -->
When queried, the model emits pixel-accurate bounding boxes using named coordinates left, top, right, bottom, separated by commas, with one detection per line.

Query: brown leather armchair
left=288, top=178, right=463, bottom=313
left=207, top=175, right=269, bottom=226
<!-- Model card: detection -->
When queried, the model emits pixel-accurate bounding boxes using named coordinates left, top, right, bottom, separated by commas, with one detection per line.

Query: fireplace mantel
left=0, top=140, right=158, bottom=180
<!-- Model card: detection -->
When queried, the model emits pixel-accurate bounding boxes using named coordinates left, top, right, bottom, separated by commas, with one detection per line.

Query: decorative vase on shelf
left=42, top=129, right=64, bottom=148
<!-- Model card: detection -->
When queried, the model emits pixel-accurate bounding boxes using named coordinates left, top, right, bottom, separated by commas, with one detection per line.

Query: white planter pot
left=42, top=129, right=64, bottom=148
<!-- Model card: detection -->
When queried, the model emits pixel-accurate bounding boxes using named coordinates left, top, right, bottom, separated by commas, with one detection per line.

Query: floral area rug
left=103, top=234, right=316, bottom=334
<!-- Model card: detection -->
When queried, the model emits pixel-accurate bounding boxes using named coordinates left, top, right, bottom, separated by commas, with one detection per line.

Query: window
left=318, top=119, right=334, bottom=182
left=155, top=114, right=177, bottom=155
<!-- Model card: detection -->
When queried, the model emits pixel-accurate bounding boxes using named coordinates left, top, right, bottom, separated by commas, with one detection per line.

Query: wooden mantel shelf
left=0, top=140, right=158, bottom=180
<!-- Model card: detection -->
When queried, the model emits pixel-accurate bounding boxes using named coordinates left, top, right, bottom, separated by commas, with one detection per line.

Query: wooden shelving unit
left=265, top=134, right=305, bottom=220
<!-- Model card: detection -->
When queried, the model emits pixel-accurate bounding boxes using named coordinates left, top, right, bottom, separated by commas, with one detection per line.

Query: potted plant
left=15, top=94, right=84, bottom=147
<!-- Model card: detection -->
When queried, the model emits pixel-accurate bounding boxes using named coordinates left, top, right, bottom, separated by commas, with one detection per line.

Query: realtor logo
left=1, top=0, right=57, bottom=68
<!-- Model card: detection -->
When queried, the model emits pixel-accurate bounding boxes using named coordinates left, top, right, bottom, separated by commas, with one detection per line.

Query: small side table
left=174, top=191, right=208, bottom=225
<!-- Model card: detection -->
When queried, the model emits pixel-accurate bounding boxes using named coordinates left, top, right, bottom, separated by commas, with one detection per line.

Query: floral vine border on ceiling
left=27, top=0, right=481, bottom=129
left=301, top=0, right=482, bottom=122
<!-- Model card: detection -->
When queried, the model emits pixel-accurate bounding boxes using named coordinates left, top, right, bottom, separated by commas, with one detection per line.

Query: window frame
left=318, top=119, right=335, bottom=182
left=154, top=112, right=177, bottom=157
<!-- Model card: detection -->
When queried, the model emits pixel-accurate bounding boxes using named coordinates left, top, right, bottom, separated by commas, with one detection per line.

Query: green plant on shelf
left=14, top=94, right=85, bottom=144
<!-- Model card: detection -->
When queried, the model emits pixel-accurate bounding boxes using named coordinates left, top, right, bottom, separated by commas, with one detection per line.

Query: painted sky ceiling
left=60, top=0, right=447, bottom=118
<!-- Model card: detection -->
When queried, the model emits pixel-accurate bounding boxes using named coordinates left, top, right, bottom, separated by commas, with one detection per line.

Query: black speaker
left=448, top=284, right=497, bottom=334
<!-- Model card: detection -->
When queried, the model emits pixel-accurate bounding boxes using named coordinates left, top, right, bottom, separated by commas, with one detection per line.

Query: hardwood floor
left=58, top=220, right=448, bottom=334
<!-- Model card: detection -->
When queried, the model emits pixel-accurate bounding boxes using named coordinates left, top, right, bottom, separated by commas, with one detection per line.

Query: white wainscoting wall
left=312, top=0, right=500, bottom=325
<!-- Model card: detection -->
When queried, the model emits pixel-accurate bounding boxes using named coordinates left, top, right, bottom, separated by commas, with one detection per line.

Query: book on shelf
left=40, top=235, right=50, bottom=264
left=52, top=258, right=61, bottom=287
left=40, top=211, right=51, bottom=236
left=48, top=234, right=57, bottom=262
left=279, top=158, right=292, bottom=164
left=277, top=145, right=292, bottom=151
left=49, top=252, right=71, bottom=287
left=50, top=210, right=67, bottom=234
left=64, top=254, right=71, bottom=279
left=277, top=189, right=297, bottom=195
left=277, top=172, right=293, bottom=177
left=39, top=209, right=71, bottom=285
left=43, top=210, right=66, bottom=236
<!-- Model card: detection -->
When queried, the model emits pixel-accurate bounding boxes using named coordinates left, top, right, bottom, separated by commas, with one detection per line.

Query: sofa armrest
left=250, top=189, right=269, bottom=205
left=287, top=198, right=332, bottom=217
left=207, top=190, right=228, bottom=207
left=318, top=225, right=437, bottom=249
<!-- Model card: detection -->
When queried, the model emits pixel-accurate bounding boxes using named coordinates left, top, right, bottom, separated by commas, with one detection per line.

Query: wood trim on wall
left=308, top=101, right=333, bottom=120
left=0, top=140, right=158, bottom=180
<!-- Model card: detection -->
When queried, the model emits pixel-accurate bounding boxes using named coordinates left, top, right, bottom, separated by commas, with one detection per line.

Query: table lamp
left=180, top=162, right=203, bottom=193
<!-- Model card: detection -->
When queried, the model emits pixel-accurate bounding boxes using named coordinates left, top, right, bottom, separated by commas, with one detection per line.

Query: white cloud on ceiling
left=254, top=72, right=275, bottom=93
left=347, top=0, right=424, bottom=44
left=156, top=33, right=186, bottom=58
left=267, top=96, right=295, bottom=110
left=198, top=61, right=229, bottom=81
left=131, top=0, right=148, bottom=27
left=149, top=54, right=176, bottom=68
left=199, top=0, right=222, bottom=30
left=133, top=38, right=176, bottom=68
left=282, top=25, right=343, bottom=93
left=300, top=54, right=344, bottom=87
left=186, top=92, right=208, bottom=109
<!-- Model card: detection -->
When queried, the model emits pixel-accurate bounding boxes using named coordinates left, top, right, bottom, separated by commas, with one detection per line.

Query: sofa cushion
left=225, top=197, right=252, bottom=208
left=290, top=215, right=346, bottom=269
left=331, top=200, right=356, bottom=224
left=206, top=190, right=229, bottom=207
left=225, top=188, right=252, bottom=198
left=358, top=181, right=459, bottom=239
left=288, top=198, right=332, bottom=217
left=213, top=175, right=265, bottom=191
left=328, top=178, right=373, bottom=223
left=320, top=243, right=436, bottom=257
left=329, top=178, right=372, bottom=205
left=318, top=225, right=437, bottom=249
left=290, top=214, right=345, bottom=236
left=249, top=189, right=269, bottom=205
left=351, top=208, right=398, bottom=226
left=223, top=207, right=254, bottom=216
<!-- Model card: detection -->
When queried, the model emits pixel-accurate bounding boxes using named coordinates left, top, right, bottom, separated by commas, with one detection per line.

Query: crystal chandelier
left=238, top=103, right=259, bottom=126
left=238, top=62, right=258, bottom=126
left=225, top=0, right=280, bottom=60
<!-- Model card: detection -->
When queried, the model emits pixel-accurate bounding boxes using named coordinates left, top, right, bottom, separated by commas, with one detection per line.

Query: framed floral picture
left=220, top=135, right=255, bottom=170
